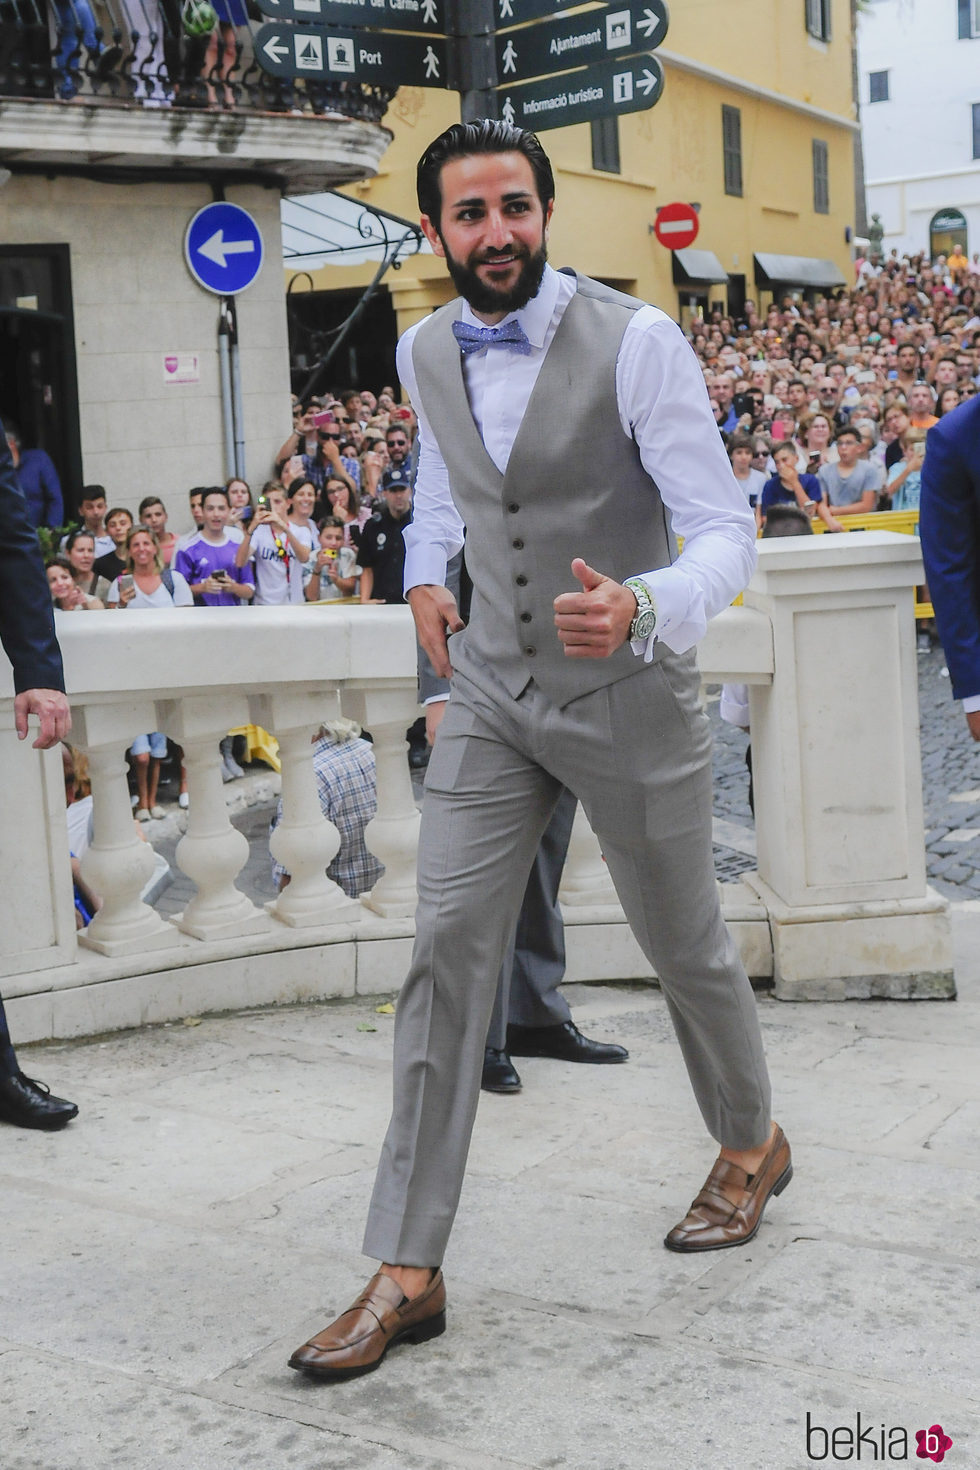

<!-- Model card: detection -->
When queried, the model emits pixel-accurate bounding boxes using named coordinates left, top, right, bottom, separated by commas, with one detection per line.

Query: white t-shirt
left=107, top=570, right=194, bottom=608
left=733, top=467, right=767, bottom=507
left=304, top=543, right=359, bottom=599
left=248, top=523, right=311, bottom=605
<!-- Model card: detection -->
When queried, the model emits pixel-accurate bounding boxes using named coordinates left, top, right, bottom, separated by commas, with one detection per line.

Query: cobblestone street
left=708, top=643, right=980, bottom=899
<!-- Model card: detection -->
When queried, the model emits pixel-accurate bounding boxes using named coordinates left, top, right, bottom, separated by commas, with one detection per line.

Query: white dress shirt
left=398, top=263, right=756, bottom=657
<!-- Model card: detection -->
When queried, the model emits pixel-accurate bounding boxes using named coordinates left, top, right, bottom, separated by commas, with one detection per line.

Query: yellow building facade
left=287, top=0, right=857, bottom=361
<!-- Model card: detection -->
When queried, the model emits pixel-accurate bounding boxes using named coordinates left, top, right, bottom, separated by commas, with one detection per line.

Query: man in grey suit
left=290, top=121, right=790, bottom=1381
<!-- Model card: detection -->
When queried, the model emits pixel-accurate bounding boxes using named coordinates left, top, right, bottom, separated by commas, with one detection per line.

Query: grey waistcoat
left=410, top=272, right=677, bottom=708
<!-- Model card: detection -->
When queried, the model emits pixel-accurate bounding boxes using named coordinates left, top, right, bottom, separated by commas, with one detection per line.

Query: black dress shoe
left=0, top=1072, right=79, bottom=1131
left=481, top=1047, right=522, bottom=1093
left=506, top=1020, right=629, bottom=1064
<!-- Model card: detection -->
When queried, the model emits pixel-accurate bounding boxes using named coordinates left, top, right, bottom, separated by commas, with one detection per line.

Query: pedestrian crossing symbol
left=612, top=70, right=633, bottom=102
left=327, top=35, right=355, bottom=71
left=294, top=32, right=323, bottom=68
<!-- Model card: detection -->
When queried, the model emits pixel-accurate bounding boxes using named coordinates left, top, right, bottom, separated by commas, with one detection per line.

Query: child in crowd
left=305, top=516, right=359, bottom=601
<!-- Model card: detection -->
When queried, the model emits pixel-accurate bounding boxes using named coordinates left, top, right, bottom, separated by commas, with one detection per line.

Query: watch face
left=634, top=608, right=657, bottom=640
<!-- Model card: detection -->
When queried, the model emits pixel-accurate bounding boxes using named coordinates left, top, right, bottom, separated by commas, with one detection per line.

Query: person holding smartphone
left=234, top=483, right=310, bottom=605
left=175, top=488, right=255, bottom=607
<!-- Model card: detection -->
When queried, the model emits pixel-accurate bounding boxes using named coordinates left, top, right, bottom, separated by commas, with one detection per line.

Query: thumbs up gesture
left=553, top=558, right=638, bottom=659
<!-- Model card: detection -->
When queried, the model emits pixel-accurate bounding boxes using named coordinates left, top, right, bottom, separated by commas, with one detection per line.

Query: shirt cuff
left=962, top=694, right=980, bottom=713
left=423, top=693, right=450, bottom=705
left=404, top=544, right=450, bottom=596
left=627, top=565, right=708, bottom=659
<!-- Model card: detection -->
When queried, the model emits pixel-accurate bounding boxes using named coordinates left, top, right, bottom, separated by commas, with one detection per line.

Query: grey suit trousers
left=485, top=784, right=576, bottom=1050
left=362, top=652, right=772, bottom=1267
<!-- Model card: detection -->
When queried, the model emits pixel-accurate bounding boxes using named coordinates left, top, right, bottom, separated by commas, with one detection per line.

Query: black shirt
left=357, top=507, right=412, bottom=604
left=94, top=549, right=127, bottom=582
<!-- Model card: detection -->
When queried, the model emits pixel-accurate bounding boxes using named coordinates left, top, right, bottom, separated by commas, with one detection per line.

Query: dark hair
left=138, top=495, right=165, bottom=517
left=833, top=426, right=861, bottom=445
left=105, top=505, right=134, bottom=526
left=762, top=504, right=813, bottom=536
left=65, top=527, right=96, bottom=552
left=188, top=485, right=209, bottom=503
left=417, top=119, right=555, bottom=230
left=325, top=479, right=358, bottom=517
left=80, top=484, right=106, bottom=504
left=728, top=434, right=756, bottom=455
left=202, top=486, right=230, bottom=506
left=318, top=515, right=346, bottom=533
left=46, top=553, right=75, bottom=575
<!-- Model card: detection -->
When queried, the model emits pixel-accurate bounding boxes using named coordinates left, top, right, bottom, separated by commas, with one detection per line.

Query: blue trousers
left=53, top=0, right=101, bottom=98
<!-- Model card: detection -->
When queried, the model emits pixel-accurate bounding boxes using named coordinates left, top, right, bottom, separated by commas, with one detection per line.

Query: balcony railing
left=0, top=534, right=956, bottom=1046
left=0, top=0, right=393, bottom=120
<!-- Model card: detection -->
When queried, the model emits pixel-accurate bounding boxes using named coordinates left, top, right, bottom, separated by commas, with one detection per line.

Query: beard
left=442, top=236, right=548, bottom=316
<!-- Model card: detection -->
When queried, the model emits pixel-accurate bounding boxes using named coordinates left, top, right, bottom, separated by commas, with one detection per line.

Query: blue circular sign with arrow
left=184, top=202, right=265, bottom=296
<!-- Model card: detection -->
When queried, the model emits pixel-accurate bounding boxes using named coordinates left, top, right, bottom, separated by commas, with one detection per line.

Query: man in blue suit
left=0, top=417, right=78, bottom=1130
left=920, top=396, right=980, bottom=741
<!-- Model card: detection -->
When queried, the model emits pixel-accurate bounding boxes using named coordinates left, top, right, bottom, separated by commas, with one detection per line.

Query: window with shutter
left=722, top=105, right=742, bottom=197
left=813, top=139, right=829, bottom=214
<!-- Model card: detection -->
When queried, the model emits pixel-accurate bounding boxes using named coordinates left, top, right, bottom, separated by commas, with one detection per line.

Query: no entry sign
left=653, top=201, right=699, bottom=250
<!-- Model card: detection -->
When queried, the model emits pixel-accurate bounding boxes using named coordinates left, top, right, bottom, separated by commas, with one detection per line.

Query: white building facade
left=858, top=0, right=980, bottom=261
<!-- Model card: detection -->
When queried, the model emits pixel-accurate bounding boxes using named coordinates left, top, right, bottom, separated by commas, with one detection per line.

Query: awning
left=753, top=253, right=847, bottom=290
left=671, top=248, right=730, bottom=285
left=281, top=191, right=430, bottom=270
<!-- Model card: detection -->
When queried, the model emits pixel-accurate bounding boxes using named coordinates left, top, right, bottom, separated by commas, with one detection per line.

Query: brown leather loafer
left=288, top=1270, right=446, bottom=1380
left=664, top=1124, right=792, bottom=1253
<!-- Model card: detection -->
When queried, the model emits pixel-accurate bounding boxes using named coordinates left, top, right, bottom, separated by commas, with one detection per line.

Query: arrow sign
left=255, top=23, right=448, bottom=84
left=253, top=0, right=446, bottom=32
left=494, top=0, right=667, bottom=83
left=497, top=51, right=664, bottom=131
left=497, top=0, right=668, bottom=33
left=184, top=203, right=264, bottom=295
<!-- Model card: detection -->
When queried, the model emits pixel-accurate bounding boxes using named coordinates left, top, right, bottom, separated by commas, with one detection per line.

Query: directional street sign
left=495, top=0, right=667, bottom=83
left=496, top=0, right=611, bottom=31
left=255, top=23, right=448, bottom=84
left=184, top=203, right=264, bottom=296
left=497, top=51, right=663, bottom=130
left=653, top=200, right=699, bottom=250
left=253, top=0, right=444, bottom=33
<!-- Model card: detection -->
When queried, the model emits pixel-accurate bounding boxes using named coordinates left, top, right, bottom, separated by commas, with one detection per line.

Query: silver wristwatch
left=624, top=577, right=658, bottom=641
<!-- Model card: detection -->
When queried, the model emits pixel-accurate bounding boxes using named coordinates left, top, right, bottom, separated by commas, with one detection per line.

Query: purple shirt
left=175, top=535, right=254, bottom=607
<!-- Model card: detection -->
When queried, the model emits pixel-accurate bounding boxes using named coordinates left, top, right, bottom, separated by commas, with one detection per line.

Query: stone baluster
left=342, top=680, right=421, bottom=917
left=558, top=799, right=621, bottom=907
left=157, top=695, right=270, bottom=941
left=72, top=703, right=179, bottom=957
left=250, top=689, right=361, bottom=926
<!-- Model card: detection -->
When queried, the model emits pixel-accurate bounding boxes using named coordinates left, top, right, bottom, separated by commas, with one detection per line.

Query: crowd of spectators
left=686, top=250, right=979, bottom=557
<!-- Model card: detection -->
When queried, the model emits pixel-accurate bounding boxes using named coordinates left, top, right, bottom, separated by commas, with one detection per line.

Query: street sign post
left=255, top=22, right=448, bottom=84
left=254, top=0, right=445, bottom=32
left=653, top=200, right=699, bottom=250
left=497, top=51, right=663, bottom=130
left=184, top=203, right=264, bottom=296
left=495, top=0, right=609, bottom=30
left=495, top=0, right=666, bottom=82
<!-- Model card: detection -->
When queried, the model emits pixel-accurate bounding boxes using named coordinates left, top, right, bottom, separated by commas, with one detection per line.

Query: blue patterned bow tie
left=451, top=319, right=532, bottom=356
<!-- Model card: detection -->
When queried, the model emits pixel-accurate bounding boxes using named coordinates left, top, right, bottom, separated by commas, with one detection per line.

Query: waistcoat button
left=525, top=646, right=536, bottom=657
left=520, top=612, right=532, bottom=623
left=507, top=502, right=520, bottom=513
left=512, top=538, right=524, bottom=549
left=515, top=574, right=527, bottom=586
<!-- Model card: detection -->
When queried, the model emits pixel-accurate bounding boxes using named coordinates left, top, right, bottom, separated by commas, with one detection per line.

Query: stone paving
left=4, top=919, right=979, bottom=1470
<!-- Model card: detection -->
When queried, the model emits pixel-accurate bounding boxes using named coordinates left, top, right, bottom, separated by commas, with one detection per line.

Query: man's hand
left=553, top=559, right=636, bottom=659
left=15, top=688, right=71, bottom=749
left=407, top=584, right=464, bottom=680
left=966, top=709, right=980, bottom=742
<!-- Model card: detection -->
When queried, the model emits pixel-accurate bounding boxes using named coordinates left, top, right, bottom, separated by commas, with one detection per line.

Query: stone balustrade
left=0, top=532, right=955, bottom=1044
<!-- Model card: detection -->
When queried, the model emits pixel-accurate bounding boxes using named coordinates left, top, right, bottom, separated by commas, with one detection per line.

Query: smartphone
left=119, top=573, right=134, bottom=594
left=313, top=410, right=335, bottom=428
left=771, top=421, right=787, bottom=441
left=256, top=494, right=269, bottom=511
